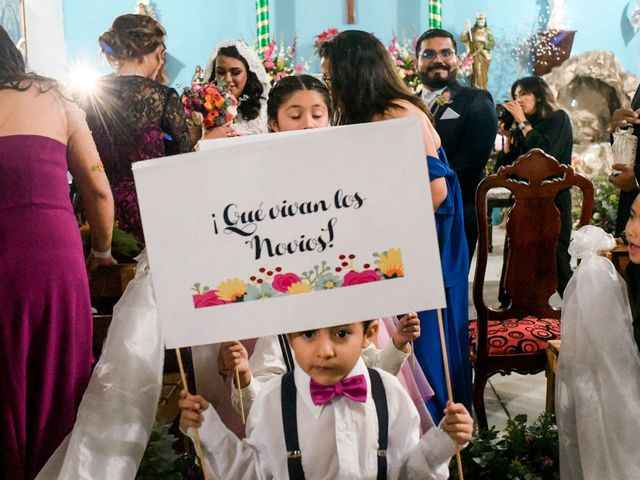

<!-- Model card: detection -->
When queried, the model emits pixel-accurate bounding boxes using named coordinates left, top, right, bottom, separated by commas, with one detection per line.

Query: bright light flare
left=66, top=63, right=100, bottom=94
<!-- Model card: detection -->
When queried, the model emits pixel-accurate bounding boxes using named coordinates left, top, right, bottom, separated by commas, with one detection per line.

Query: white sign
left=133, top=118, right=445, bottom=348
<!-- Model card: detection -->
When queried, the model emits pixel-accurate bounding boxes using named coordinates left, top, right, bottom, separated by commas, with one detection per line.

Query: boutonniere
left=434, top=91, right=452, bottom=107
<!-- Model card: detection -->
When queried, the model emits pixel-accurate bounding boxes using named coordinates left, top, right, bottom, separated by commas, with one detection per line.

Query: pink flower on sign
left=193, top=290, right=229, bottom=308
left=342, top=270, right=381, bottom=286
left=272, top=273, right=302, bottom=292
left=295, top=65, right=304, bottom=72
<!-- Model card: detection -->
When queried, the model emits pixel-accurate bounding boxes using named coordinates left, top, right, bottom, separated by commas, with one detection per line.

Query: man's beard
left=419, top=64, right=457, bottom=90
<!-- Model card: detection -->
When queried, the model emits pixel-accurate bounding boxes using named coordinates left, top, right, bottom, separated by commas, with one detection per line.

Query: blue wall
left=62, top=0, right=639, bottom=99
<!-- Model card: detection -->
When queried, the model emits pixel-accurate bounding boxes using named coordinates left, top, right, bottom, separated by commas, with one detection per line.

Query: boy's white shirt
left=231, top=334, right=410, bottom=413
left=192, top=357, right=455, bottom=480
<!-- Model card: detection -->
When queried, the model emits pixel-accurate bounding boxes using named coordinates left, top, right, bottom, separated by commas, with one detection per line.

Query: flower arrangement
left=79, top=223, right=142, bottom=262
left=192, top=248, right=404, bottom=309
left=314, top=27, right=340, bottom=55
left=571, top=175, right=619, bottom=233
left=456, top=51, right=474, bottom=82
left=136, top=419, right=204, bottom=480
left=387, top=35, right=423, bottom=95
left=261, top=38, right=308, bottom=86
left=180, top=82, right=239, bottom=130
left=450, top=413, right=559, bottom=479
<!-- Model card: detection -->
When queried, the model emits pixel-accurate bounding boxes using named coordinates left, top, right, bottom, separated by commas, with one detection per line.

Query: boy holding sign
left=179, top=319, right=472, bottom=479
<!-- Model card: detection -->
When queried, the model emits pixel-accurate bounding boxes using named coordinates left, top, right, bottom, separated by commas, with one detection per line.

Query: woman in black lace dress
left=77, top=14, right=193, bottom=243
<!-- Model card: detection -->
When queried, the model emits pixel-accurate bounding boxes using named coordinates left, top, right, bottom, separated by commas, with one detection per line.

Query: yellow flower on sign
left=376, top=248, right=404, bottom=278
left=216, top=278, right=247, bottom=301
left=287, top=282, right=313, bottom=295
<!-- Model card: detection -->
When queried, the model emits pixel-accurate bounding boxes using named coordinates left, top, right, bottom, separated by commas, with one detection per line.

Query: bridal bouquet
left=181, top=81, right=239, bottom=129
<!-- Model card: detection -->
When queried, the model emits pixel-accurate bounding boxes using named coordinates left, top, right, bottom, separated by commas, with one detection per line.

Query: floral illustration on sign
left=192, top=248, right=404, bottom=309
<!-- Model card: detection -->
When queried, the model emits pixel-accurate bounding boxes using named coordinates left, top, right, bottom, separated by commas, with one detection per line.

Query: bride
left=203, top=39, right=270, bottom=138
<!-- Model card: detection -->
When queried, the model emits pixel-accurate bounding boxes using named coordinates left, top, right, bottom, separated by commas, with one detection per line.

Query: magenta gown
left=0, top=135, right=93, bottom=479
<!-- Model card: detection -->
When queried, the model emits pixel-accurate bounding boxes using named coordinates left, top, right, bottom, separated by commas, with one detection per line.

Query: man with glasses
left=417, top=28, right=497, bottom=260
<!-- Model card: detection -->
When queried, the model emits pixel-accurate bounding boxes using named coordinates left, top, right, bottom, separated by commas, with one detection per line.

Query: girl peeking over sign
left=205, top=75, right=437, bottom=436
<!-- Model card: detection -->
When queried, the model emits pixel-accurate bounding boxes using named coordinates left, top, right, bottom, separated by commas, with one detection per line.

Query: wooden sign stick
left=436, top=309, right=464, bottom=480
left=175, top=348, right=210, bottom=480
left=235, top=366, right=246, bottom=424
left=410, top=339, right=416, bottom=369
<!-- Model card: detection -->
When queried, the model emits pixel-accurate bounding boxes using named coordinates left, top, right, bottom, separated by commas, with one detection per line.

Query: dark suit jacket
left=615, top=85, right=640, bottom=235
left=430, top=82, right=498, bottom=211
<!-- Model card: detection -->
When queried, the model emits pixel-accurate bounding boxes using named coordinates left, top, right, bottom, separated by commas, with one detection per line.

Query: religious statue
left=134, top=0, right=157, bottom=19
left=192, top=65, right=204, bottom=84
left=460, top=13, right=495, bottom=90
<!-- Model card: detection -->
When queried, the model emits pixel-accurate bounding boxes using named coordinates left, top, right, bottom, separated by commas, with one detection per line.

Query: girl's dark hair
left=267, top=74, right=333, bottom=123
left=511, top=76, right=559, bottom=119
left=0, top=25, right=56, bottom=91
left=320, top=30, right=429, bottom=125
left=209, top=45, right=264, bottom=121
left=99, top=14, right=165, bottom=67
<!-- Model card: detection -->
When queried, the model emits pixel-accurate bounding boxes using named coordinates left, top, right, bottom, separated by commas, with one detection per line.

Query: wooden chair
left=470, top=149, right=594, bottom=429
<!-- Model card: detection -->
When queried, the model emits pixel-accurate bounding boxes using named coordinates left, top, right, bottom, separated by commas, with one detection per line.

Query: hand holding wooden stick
left=436, top=309, right=465, bottom=480
left=175, top=348, right=210, bottom=480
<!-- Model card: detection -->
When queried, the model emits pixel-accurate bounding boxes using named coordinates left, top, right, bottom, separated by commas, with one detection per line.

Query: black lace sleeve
left=162, top=88, right=194, bottom=155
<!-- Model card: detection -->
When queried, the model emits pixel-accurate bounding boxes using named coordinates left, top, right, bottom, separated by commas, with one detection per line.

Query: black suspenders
left=369, top=369, right=389, bottom=479
left=280, top=368, right=389, bottom=480
left=281, top=371, right=305, bottom=479
left=278, top=334, right=295, bottom=373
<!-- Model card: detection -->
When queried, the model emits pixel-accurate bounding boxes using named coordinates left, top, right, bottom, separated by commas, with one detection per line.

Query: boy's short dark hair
left=415, top=28, right=458, bottom=58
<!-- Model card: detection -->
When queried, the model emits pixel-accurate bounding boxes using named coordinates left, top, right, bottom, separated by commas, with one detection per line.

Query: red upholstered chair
left=470, top=149, right=594, bottom=429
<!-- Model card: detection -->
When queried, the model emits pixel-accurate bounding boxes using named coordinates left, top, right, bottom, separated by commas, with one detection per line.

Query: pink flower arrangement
left=261, top=38, right=308, bottom=86
left=314, top=28, right=340, bottom=55
left=387, top=35, right=422, bottom=94
left=181, top=82, right=239, bottom=129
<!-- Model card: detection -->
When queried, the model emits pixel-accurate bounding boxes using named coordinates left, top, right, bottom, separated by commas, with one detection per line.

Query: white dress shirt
left=192, top=357, right=455, bottom=480
left=421, top=86, right=446, bottom=109
left=231, top=334, right=409, bottom=413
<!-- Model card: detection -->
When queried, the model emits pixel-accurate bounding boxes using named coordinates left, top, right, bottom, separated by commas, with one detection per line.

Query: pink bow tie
left=309, top=374, right=367, bottom=405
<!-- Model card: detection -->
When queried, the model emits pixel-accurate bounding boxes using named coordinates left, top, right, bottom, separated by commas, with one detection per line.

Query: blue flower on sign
left=315, top=273, right=343, bottom=290
left=245, top=283, right=279, bottom=300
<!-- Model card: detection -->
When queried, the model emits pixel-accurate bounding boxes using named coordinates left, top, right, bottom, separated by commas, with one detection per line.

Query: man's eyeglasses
left=420, top=48, right=455, bottom=60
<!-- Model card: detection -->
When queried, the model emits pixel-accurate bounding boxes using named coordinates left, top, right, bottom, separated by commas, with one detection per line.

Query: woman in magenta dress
left=0, top=27, right=115, bottom=479
left=77, top=14, right=193, bottom=244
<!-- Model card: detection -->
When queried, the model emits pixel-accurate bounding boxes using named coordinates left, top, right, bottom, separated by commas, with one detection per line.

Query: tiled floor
left=469, top=224, right=550, bottom=431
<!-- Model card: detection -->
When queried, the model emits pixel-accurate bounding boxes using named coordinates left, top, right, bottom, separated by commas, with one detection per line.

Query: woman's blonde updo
left=99, top=14, right=165, bottom=67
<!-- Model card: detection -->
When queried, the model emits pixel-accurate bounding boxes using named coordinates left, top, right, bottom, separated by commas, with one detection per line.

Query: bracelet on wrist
left=91, top=248, right=112, bottom=259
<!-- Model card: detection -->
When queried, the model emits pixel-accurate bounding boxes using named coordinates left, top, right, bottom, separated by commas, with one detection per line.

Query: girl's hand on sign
left=392, top=312, right=420, bottom=352
left=219, top=341, right=251, bottom=388
left=442, top=402, right=473, bottom=446
left=178, top=390, right=210, bottom=432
